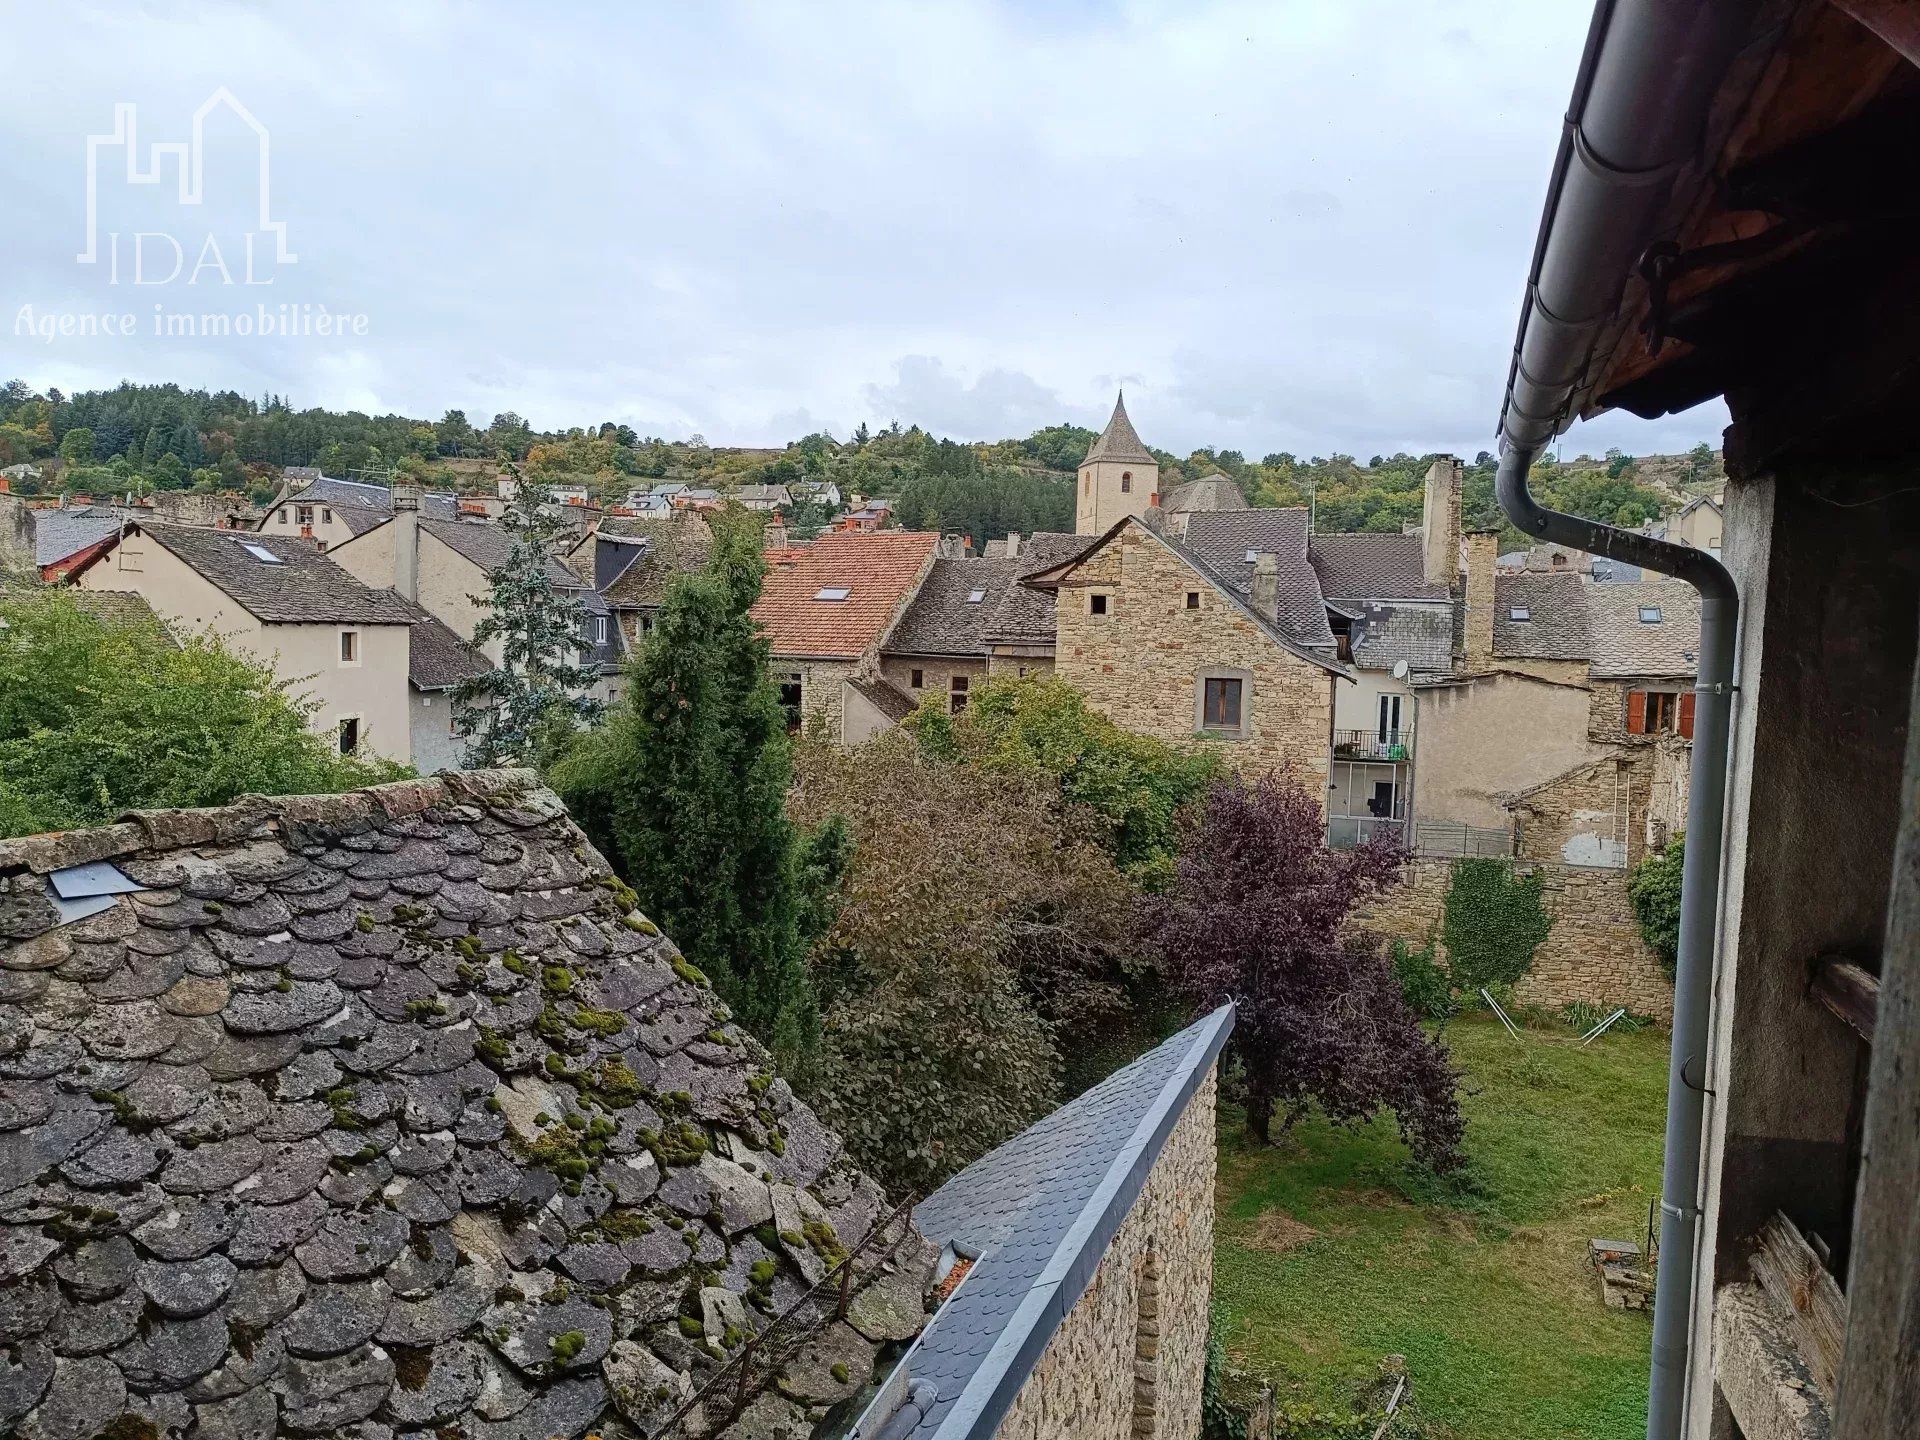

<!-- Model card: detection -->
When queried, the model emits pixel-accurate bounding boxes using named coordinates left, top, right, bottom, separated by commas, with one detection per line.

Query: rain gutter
left=1492, top=4, right=1756, bottom=1438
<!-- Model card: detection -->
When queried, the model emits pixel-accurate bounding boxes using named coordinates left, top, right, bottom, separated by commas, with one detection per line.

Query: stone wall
left=878, top=654, right=988, bottom=713
left=1509, top=748, right=1655, bottom=870
left=1354, top=857, right=1673, bottom=1021
left=995, top=1068, right=1216, bottom=1440
left=772, top=657, right=854, bottom=739
left=1054, top=524, right=1334, bottom=784
left=1646, top=735, right=1691, bottom=850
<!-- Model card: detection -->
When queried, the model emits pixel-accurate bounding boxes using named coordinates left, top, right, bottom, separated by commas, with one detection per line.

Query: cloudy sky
left=3, top=1, right=1728, bottom=458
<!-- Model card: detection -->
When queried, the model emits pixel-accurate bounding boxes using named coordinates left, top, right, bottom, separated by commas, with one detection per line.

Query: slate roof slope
left=395, top=597, right=493, bottom=691
left=275, top=477, right=460, bottom=536
left=421, top=519, right=583, bottom=589
left=1082, top=393, right=1155, bottom=466
left=981, top=534, right=1084, bottom=647
left=1586, top=580, right=1701, bottom=679
left=67, top=589, right=176, bottom=641
left=34, top=507, right=124, bottom=568
left=1350, top=603, right=1453, bottom=675
left=1178, top=510, right=1337, bottom=649
left=884, top=556, right=1024, bottom=657
left=749, top=531, right=939, bottom=659
left=594, top=517, right=714, bottom=608
left=856, top=1005, right=1234, bottom=1439
left=1493, top=571, right=1591, bottom=660
left=135, top=523, right=417, bottom=626
left=1163, top=473, right=1246, bottom=514
left=0, top=772, right=931, bottom=1440
left=1308, top=532, right=1449, bottom=602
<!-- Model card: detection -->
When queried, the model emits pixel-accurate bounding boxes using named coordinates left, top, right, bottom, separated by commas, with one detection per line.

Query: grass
left=1213, top=1014, right=1670, bottom=1440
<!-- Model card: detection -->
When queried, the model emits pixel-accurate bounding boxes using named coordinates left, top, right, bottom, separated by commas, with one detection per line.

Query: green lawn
left=1213, top=1015, right=1670, bottom=1440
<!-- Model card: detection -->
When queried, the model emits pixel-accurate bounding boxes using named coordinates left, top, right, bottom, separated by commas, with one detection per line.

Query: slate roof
left=749, top=531, right=939, bottom=659
left=884, top=556, right=1024, bottom=657
left=1082, top=393, right=1155, bottom=466
left=846, top=675, right=920, bottom=724
left=588, top=517, right=714, bottom=609
left=1308, top=532, right=1448, bottom=602
left=1492, top=571, right=1591, bottom=660
left=1349, top=603, right=1453, bottom=675
left=34, top=507, right=124, bottom=568
left=1586, top=580, right=1701, bottom=679
left=1179, top=510, right=1337, bottom=649
left=0, top=772, right=931, bottom=1440
left=274, top=477, right=460, bottom=537
left=396, top=598, right=493, bottom=691
left=855, top=1005, right=1234, bottom=1439
left=1163, top=473, right=1246, bottom=514
left=421, top=519, right=581, bottom=588
left=980, top=534, right=1083, bottom=647
left=132, top=523, right=416, bottom=626
left=67, top=589, right=175, bottom=642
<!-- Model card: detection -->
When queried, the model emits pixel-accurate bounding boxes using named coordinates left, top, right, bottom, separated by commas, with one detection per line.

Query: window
left=1185, top=591, right=1202, bottom=610
left=1089, top=593, right=1109, bottom=616
left=338, top=717, right=361, bottom=755
left=1509, top=605, right=1531, bottom=621
left=1627, top=688, right=1693, bottom=737
left=950, top=674, right=970, bottom=713
left=315, top=541, right=328, bottom=553
left=277, top=507, right=288, bottom=523
left=1198, top=674, right=1245, bottom=733
left=595, top=616, right=608, bottom=645
left=322, top=508, right=333, bottom=524
left=1377, top=693, right=1402, bottom=744
left=1245, top=548, right=1259, bottom=562
left=1121, top=471, right=1132, bottom=493
left=966, top=589, right=986, bottom=604
left=910, top=668, right=924, bottom=689
left=1639, top=604, right=1663, bottom=624
left=239, top=541, right=283, bottom=564
left=338, top=630, right=360, bottom=665
left=296, top=504, right=314, bottom=526
left=815, top=586, right=851, bottom=601
left=777, top=676, right=803, bottom=732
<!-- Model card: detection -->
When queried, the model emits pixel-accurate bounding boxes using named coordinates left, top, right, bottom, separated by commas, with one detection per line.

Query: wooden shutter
left=1627, top=690, right=1648, bottom=734
left=1679, top=691, right=1695, bottom=739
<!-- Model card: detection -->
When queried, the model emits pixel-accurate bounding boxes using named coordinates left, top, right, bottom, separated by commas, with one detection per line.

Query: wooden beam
left=1716, top=1282, right=1835, bottom=1440
left=1830, top=0, right=1920, bottom=69
left=1751, top=1211, right=1850, bottom=1399
left=1811, top=957, right=1880, bottom=1042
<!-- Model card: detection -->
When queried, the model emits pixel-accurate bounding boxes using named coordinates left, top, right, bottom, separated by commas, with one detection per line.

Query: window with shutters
left=1627, top=688, right=1692, bottom=737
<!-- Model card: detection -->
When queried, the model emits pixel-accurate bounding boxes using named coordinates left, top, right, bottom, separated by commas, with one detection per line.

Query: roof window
left=1245, top=549, right=1260, bottom=562
left=815, top=586, right=852, bottom=601
left=239, top=542, right=284, bottom=564
left=1639, top=605, right=1663, bottom=623
left=966, top=589, right=986, bottom=604
left=1509, top=606, right=1531, bottom=621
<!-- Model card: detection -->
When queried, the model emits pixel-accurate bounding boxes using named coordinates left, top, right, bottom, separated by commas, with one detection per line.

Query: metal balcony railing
left=1332, top=728, right=1413, bottom=761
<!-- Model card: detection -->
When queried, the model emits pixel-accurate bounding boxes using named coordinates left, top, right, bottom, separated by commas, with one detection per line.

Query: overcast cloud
left=1, top=1, right=1728, bottom=459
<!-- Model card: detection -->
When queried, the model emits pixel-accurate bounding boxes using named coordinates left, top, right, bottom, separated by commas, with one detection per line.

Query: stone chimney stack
left=1250, top=552, right=1281, bottom=626
left=392, top=484, right=421, bottom=603
left=1462, top=529, right=1500, bottom=669
left=1422, top=456, right=1463, bottom=589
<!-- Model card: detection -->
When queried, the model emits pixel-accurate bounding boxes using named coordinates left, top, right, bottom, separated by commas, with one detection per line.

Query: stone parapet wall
left=1354, top=857, right=1673, bottom=1022
left=994, top=1069, right=1217, bottom=1440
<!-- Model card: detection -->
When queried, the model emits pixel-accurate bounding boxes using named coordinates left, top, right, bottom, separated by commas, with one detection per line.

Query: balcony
left=1333, top=728, right=1413, bottom=761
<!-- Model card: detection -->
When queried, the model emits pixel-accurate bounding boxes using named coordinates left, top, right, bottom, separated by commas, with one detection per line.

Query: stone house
left=393, top=596, right=492, bottom=773
left=561, top=513, right=714, bottom=650
left=259, top=472, right=460, bottom=554
left=0, top=771, right=1231, bottom=1440
left=748, top=529, right=940, bottom=740
left=68, top=520, right=417, bottom=764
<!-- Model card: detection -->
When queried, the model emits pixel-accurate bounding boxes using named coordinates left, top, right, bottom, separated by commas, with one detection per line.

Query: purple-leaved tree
left=1144, top=771, right=1465, bottom=1170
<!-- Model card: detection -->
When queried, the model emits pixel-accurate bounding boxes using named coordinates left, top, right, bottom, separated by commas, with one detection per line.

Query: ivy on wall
left=1440, top=859, right=1553, bottom=998
left=1628, top=834, right=1685, bottom=981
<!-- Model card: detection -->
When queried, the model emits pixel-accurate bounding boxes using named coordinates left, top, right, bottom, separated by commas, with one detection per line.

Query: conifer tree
left=454, top=467, right=601, bottom=764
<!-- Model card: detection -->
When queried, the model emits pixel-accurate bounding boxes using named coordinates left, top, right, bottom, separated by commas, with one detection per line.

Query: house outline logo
left=76, top=87, right=296, bottom=269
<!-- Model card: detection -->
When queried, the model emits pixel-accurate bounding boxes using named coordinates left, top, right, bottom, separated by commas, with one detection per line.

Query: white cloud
left=0, top=0, right=1729, bottom=459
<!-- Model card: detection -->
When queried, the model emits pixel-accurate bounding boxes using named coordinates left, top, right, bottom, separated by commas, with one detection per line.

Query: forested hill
left=0, top=378, right=1724, bottom=545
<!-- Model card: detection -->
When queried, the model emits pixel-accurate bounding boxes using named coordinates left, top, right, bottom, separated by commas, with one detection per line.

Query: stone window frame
left=1185, top=590, right=1202, bottom=610
left=909, top=667, right=924, bottom=689
left=1121, top=471, right=1133, bottom=494
left=1089, top=590, right=1112, bottom=617
left=338, top=628, right=362, bottom=667
left=1131, top=1240, right=1162, bottom=1437
left=1194, top=666, right=1253, bottom=740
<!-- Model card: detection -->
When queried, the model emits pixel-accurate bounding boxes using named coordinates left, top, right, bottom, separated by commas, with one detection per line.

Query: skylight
left=239, top=542, right=284, bottom=564
left=815, top=586, right=852, bottom=601
left=1245, top=549, right=1260, bottom=562
left=1509, top=606, right=1531, bottom=621
left=966, top=589, right=986, bottom=604
left=1639, top=605, right=1663, bottom=623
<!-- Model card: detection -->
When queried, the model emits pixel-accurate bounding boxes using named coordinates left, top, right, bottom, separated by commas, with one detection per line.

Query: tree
left=58, top=427, right=95, bottom=465
left=0, top=589, right=402, bottom=838
left=1144, top=772, right=1464, bottom=1169
left=551, top=506, right=830, bottom=1069
left=454, top=467, right=601, bottom=765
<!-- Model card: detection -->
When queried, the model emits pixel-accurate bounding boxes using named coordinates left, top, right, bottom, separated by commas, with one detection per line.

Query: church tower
left=1076, top=391, right=1159, bottom=534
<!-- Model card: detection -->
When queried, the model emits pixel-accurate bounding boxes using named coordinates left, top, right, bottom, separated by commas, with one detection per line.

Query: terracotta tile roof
left=749, top=530, right=940, bottom=658
left=1308, top=532, right=1449, bottom=601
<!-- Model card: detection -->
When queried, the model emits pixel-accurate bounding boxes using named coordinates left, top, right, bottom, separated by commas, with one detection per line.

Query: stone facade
left=1509, top=748, right=1656, bottom=870
left=774, top=657, right=856, bottom=738
left=1646, top=735, right=1691, bottom=851
left=994, top=1069, right=1217, bottom=1440
left=878, top=655, right=988, bottom=714
left=1355, top=858, right=1674, bottom=1021
left=1053, top=525, right=1336, bottom=783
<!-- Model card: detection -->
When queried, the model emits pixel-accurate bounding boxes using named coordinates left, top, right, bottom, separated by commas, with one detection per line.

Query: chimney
left=1422, top=456, right=1463, bottom=589
left=1004, top=531, right=1021, bottom=560
left=1463, top=529, right=1499, bottom=669
left=392, top=484, right=421, bottom=603
left=1250, top=552, right=1280, bottom=626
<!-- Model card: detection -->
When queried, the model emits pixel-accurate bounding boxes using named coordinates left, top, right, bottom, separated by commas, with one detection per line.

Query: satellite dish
left=1392, top=660, right=1410, bottom=680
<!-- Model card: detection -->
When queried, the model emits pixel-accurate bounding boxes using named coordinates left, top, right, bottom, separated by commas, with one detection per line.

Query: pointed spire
left=1084, top=390, right=1155, bottom=466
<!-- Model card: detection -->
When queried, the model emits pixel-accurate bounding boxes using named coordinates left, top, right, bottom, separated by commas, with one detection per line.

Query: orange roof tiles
left=750, top=530, right=940, bottom=658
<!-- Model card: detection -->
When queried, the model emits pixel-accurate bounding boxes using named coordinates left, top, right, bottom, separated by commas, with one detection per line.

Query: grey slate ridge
left=1178, top=510, right=1337, bottom=649
left=854, top=1004, right=1234, bottom=1440
left=885, top=556, right=1025, bottom=657
left=0, top=771, right=925, bottom=1440
left=276, top=476, right=459, bottom=536
left=1307, top=532, right=1448, bottom=601
left=33, top=507, right=124, bottom=567
left=134, top=522, right=417, bottom=625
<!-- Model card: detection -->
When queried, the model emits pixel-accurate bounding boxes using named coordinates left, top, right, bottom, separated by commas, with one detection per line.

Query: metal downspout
left=1497, top=453, right=1736, bottom=1440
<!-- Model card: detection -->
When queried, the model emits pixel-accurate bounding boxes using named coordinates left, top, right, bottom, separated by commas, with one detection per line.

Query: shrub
left=1628, top=835, right=1684, bottom=980
left=1390, top=938, right=1455, bottom=1022
left=1440, top=859, right=1551, bottom=999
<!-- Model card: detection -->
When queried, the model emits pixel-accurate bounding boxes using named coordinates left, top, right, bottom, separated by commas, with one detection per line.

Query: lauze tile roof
left=128, top=523, right=417, bottom=626
left=750, top=530, right=940, bottom=658
left=1307, top=532, right=1448, bottom=601
left=1178, top=510, right=1337, bottom=650
left=884, top=556, right=1025, bottom=657
left=0, top=772, right=931, bottom=1440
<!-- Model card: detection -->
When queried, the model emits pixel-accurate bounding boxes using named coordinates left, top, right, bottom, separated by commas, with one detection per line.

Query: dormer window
left=815, top=586, right=852, bottom=601
left=1509, top=606, right=1531, bottom=621
left=1639, top=605, right=1663, bottom=623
